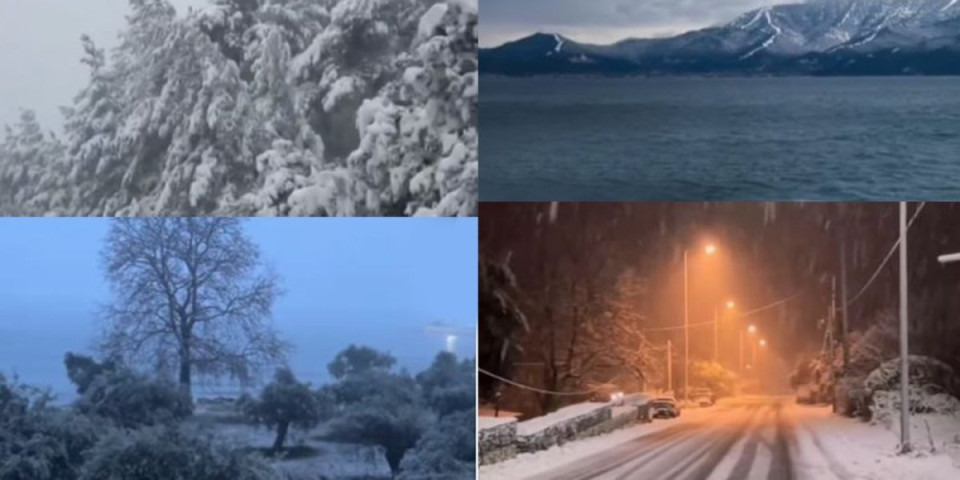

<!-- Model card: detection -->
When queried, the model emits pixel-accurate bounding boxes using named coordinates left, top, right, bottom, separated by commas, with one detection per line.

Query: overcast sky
left=0, top=218, right=477, bottom=400
left=481, top=0, right=797, bottom=47
left=0, top=0, right=206, bottom=133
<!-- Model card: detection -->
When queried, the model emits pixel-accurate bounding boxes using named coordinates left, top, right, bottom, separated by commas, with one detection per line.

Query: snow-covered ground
left=193, top=403, right=390, bottom=480
left=479, top=395, right=960, bottom=480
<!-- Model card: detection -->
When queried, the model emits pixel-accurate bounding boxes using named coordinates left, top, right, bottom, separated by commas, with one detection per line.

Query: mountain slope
left=481, top=0, right=960, bottom=75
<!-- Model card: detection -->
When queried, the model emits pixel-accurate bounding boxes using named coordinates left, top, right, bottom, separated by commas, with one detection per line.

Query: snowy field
left=194, top=402, right=391, bottom=480
left=479, top=396, right=960, bottom=480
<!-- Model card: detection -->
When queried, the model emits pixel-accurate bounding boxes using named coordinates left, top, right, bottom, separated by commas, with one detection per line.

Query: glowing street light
left=748, top=324, right=757, bottom=334
left=726, top=300, right=736, bottom=309
left=684, top=242, right=719, bottom=402
left=759, top=339, right=767, bottom=347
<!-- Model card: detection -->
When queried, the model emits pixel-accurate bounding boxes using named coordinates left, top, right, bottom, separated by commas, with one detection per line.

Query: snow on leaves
left=0, top=0, right=477, bottom=216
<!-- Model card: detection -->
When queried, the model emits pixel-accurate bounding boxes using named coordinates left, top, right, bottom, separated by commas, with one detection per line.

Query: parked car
left=650, top=397, right=680, bottom=419
left=588, top=383, right=625, bottom=405
left=690, top=388, right=715, bottom=407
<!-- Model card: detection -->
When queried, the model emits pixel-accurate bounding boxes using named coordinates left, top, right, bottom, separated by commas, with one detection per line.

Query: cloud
left=480, top=0, right=797, bottom=46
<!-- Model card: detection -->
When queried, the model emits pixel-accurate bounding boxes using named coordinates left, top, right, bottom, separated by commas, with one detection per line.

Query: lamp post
left=684, top=243, right=716, bottom=402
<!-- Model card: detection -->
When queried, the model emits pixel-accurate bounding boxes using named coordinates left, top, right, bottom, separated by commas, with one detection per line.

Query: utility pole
left=713, top=307, right=719, bottom=364
left=684, top=249, right=689, bottom=402
left=899, top=202, right=911, bottom=453
left=840, top=237, right=850, bottom=373
left=739, top=331, right=744, bottom=375
left=667, top=340, right=673, bottom=394
left=829, top=276, right=837, bottom=412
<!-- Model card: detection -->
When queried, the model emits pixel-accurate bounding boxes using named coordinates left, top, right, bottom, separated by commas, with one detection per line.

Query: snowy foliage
left=67, top=355, right=193, bottom=428
left=324, top=345, right=474, bottom=476
left=0, top=0, right=477, bottom=216
left=242, top=368, right=330, bottom=452
left=80, top=425, right=276, bottom=480
left=397, top=410, right=475, bottom=478
left=0, top=375, right=99, bottom=480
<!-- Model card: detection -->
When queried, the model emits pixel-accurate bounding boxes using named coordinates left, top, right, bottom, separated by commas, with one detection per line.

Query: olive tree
left=100, top=218, right=286, bottom=399
left=243, top=368, right=328, bottom=453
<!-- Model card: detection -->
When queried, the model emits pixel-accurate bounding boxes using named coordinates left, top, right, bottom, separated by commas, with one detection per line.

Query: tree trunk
left=179, top=355, right=192, bottom=399
left=273, top=421, right=289, bottom=453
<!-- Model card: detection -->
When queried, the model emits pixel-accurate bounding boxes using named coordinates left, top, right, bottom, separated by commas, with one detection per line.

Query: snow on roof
left=517, top=402, right=608, bottom=436
left=478, top=416, right=517, bottom=430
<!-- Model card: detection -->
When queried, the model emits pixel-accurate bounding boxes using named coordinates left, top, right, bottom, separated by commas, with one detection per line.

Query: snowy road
left=482, top=395, right=959, bottom=480
left=525, top=396, right=797, bottom=480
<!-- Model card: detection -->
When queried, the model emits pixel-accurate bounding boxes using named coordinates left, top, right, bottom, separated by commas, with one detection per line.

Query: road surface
left=526, top=397, right=800, bottom=480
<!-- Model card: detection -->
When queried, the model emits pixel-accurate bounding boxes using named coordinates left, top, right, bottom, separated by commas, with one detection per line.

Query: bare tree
left=100, top=218, right=286, bottom=399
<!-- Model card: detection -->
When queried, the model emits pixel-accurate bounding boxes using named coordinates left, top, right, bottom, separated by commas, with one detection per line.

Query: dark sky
left=0, top=218, right=477, bottom=400
left=480, top=0, right=794, bottom=46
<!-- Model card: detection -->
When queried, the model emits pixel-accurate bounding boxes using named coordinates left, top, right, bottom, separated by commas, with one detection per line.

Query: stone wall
left=479, top=403, right=648, bottom=465
left=478, top=419, right=517, bottom=466
left=515, top=405, right=612, bottom=453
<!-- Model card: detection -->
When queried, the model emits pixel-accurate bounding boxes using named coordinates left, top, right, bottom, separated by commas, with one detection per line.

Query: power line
left=847, top=202, right=926, bottom=306
left=639, top=291, right=803, bottom=333
left=478, top=368, right=598, bottom=396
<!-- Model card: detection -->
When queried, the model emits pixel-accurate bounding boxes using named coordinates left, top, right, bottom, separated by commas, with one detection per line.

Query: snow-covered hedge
left=478, top=417, right=517, bottom=465
left=864, top=355, right=960, bottom=424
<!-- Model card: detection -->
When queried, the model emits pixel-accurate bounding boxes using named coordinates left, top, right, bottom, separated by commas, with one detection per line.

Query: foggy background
left=0, top=218, right=478, bottom=401
left=0, top=0, right=207, bottom=130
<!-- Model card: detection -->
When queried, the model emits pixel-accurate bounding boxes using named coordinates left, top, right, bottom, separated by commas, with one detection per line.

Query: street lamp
left=684, top=243, right=717, bottom=402
left=714, top=299, right=735, bottom=363
left=939, top=252, right=960, bottom=264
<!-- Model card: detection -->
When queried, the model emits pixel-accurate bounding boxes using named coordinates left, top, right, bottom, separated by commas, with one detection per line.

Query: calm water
left=481, top=76, right=960, bottom=201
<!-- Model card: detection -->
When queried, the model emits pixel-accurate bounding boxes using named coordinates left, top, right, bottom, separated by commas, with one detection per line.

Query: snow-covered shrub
left=416, top=351, right=475, bottom=416
left=864, top=355, right=960, bottom=423
left=864, top=355, right=960, bottom=398
left=397, top=410, right=474, bottom=478
left=68, top=355, right=192, bottom=428
left=243, top=368, right=330, bottom=453
left=0, top=375, right=100, bottom=480
left=80, top=424, right=276, bottom=480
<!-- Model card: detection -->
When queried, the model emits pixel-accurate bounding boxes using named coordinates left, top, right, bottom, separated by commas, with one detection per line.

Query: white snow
left=517, top=402, right=608, bottom=436
left=483, top=397, right=960, bottom=480
left=478, top=416, right=516, bottom=430
left=943, top=0, right=959, bottom=12
left=417, top=3, right=448, bottom=40
left=553, top=34, right=564, bottom=53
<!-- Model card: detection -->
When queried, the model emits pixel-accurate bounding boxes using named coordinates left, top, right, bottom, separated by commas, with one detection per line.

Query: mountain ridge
left=481, top=0, right=960, bottom=75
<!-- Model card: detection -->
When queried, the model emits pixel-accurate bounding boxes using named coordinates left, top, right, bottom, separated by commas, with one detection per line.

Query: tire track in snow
left=768, top=400, right=795, bottom=480
left=727, top=402, right=773, bottom=479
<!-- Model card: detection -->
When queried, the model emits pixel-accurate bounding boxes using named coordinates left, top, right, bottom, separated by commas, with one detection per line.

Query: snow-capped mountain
left=481, top=0, right=960, bottom=75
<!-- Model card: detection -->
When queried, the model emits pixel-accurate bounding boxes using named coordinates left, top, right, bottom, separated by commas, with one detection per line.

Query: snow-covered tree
left=242, top=368, right=329, bottom=453
left=0, top=0, right=477, bottom=216
left=99, top=218, right=286, bottom=399
left=0, top=110, right=64, bottom=214
left=341, top=0, right=477, bottom=216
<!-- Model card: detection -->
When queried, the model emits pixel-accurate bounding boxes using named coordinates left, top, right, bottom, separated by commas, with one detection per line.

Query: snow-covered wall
left=515, top=403, right=613, bottom=453
left=478, top=417, right=518, bottom=466
left=479, top=403, right=646, bottom=465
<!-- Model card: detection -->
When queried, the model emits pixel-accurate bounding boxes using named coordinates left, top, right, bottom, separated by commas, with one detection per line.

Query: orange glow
left=725, top=300, right=736, bottom=309
left=705, top=244, right=717, bottom=255
left=748, top=324, right=757, bottom=334
left=759, top=339, right=767, bottom=347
